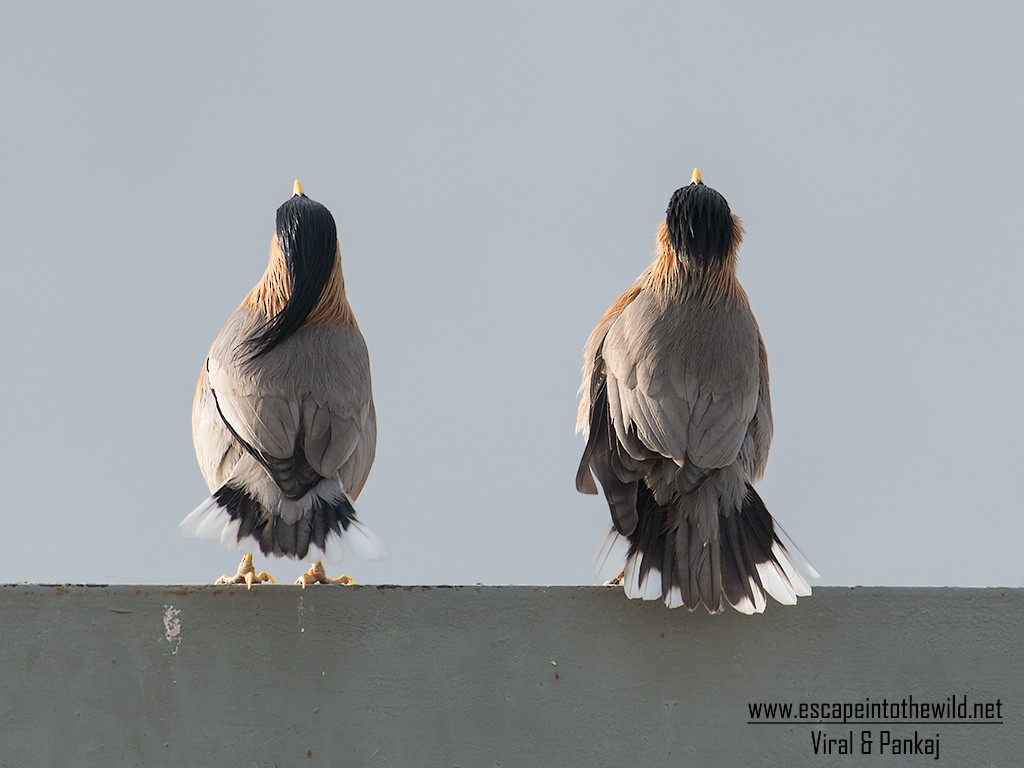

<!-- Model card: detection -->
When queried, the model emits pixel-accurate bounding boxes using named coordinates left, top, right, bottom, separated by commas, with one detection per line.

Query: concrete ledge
left=0, top=586, right=1019, bottom=766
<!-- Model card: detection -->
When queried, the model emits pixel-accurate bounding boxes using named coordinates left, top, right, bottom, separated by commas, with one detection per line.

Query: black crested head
left=242, top=184, right=338, bottom=363
left=274, top=191, right=338, bottom=281
left=665, top=173, right=735, bottom=267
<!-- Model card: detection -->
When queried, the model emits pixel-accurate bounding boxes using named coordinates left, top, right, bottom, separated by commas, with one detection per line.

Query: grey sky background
left=2, top=3, right=1022, bottom=588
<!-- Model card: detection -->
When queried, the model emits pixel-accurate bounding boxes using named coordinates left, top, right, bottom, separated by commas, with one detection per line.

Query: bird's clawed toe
left=215, top=553, right=276, bottom=589
left=295, top=561, right=355, bottom=588
left=603, top=570, right=625, bottom=587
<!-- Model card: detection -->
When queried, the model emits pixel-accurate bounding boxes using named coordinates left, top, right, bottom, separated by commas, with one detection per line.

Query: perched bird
left=576, top=169, right=815, bottom=613
left=180, top=180, right=385, bottom=586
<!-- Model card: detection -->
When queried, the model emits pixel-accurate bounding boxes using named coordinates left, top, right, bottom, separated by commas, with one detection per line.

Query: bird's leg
left=215, top=553, right=276, bottom=590
left=295, top=561, right=355, bottom=588
left=604, top=570, right=625, bottom=587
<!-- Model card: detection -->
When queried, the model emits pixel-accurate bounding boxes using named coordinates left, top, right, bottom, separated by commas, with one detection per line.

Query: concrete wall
left=0, top=585, right=1019, bottom=767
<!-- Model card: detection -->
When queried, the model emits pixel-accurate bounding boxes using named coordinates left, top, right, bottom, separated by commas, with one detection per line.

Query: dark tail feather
left=180, top=485, right=377, bottom=561
left=623, top=482, right=726, bottom=612
left=719, top=484, right=814, bottom=614
left=622, top=483, right=702, bottom=610
left=720, top=505, right=764, bottom=613
left=620, top=482, right=813, bottom=613
left=633, top=487, right=669, bottom=595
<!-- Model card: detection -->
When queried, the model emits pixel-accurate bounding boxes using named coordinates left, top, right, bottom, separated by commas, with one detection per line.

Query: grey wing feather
left=192, top=364, right=242, bottom=491
left=340, top=398, right=376, bottom=498
left=737, top=331, right=773, bottom=480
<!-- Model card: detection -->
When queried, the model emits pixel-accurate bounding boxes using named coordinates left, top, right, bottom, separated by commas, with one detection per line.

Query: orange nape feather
left=644, top=217, right=746, bottom=301
left=243, top=235, right=356, bottom=329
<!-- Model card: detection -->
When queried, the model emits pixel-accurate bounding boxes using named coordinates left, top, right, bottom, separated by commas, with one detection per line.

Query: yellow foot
left=295, top=561, right=355, bottom=588
left=215, top=553, right=276, bottom=590
left=604, top=569, right=625, bottom=587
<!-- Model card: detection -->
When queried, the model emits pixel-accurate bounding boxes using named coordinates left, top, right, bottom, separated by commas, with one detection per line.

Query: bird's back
left=193, top=305, right=375, bottom=496
left=603, top=283, right=761, bottom=406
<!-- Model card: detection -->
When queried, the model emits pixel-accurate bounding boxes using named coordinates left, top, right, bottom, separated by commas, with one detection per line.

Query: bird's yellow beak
left=691, top=168, right=702, bottom=185
left=293, top=179, right=304, bottom=197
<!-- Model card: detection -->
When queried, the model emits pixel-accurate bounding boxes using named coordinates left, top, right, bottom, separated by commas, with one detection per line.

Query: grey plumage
left=181, top=182, right=383, bottom=563
left=576, top=170, right=814, bottom=613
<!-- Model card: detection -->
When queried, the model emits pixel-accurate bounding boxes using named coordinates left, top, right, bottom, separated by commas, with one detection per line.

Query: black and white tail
left=606, top=482, right=816, bottom=613
left=179, top=484, right=387, bottom=563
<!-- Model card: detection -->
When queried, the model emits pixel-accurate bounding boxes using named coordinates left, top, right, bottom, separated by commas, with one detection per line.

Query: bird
left=575, top=169, right=815, bottom=613
left=180, top=180, right=385, bottom=587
